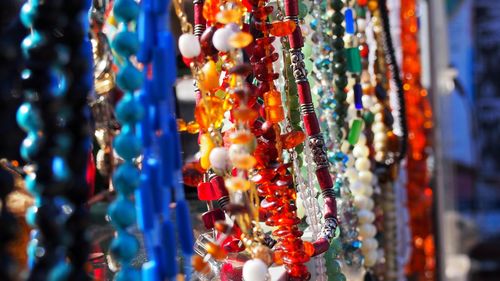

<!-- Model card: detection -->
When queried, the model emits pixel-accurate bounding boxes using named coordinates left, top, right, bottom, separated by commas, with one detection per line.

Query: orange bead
left=192, top=255, right=210, bottom=273
left=202, top=0, right=220, bottom=24
left=273, top=250, right=285, bottom=265
left=233, top=106, right=258, bottom=123
left=199, top=133, right=215, bottom=169
left=265, top=106, right=285, bottom=123
left=198, top=60, right=220, bottom=93
left=229, top=31, right=253, bottom=48
left=263, top=90, right=282, bottom=107
left=186, top=121, right=200, bottom=134
left=177, top=119, right=187, bottom=131
left=206, top=242, right=227, bottom=260
left=303, top=241, right=315, bottom=257
left=229, top=130, right=254, bottom=144
left=231, top=154, right=257, bottom=170
left=195, top=96, right=225, bottom=130
left=216, top=9, right=243, bottom=24
left=225, top=177, right=252, bottom=191
left=281, top=131, right=305, bottom=149
left=270, top=20, right=296, bottom=37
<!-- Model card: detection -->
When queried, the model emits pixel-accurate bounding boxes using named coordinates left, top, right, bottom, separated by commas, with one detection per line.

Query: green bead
left=363, top=111, right=375, bottom=125
left=346, top=47, right=362, bottom=74
left=333, top=62, right=346, bottom=74
left=332, top=12, right=344, bottom=23
left=333, top=37, right=344, bottom=49
left=332, top=25, right=345, bottom=36
left=348, top=119, right=363, bottom=145
left=356, top=7, right=366, bottom=18
left=335, top=76, right=348, bottom=89
left=299, top=1, right=308, bottom=20
left=335, top=91, right=347, bottom=102
left=331, top=0, right=343, bottom=11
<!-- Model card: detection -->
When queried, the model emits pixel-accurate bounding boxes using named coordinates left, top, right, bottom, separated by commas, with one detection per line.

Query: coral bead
left=213, top=27, right=234, bottom=52
left=178, top=33, right=201, bottom=58
left=242, top=259, right=268, bottom=281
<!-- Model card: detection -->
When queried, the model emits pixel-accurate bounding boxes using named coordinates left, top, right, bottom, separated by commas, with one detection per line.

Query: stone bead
left=113, top=162, right=141, bottom=195
left=114, top=130, right=142, bottom=160
left=113, top=0, right=140, bottom=23
left=178, top=33, right=201, bottom=58
left=112, top=31, right=139, bottom=57
left=17, top=102, right=41, bottom=132
left=117, top=63, right=143, bottom=92
left=110, top=232, right=140, bottom=263
left=355, top=158, right=370, bottom=171
left=242, top=259, right=268, bottom=281
left=116, top=93, right=144, bottom=124
left=213, top=27, right=234, bottom=52
left=359, top=223, right=377, bottom=238
left=108, top=196, right=136, bottom=228
left=358, top=171, right=373, bottom=184
left=209, top=147, right=229, bottom=171
left=357, top=209, right=375, bottom=224
left=353, top=145, right=369, bottom=158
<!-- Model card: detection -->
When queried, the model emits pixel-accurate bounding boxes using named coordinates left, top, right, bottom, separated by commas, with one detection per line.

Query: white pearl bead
left=228, top=144, right=247, bottom=161
left=362, top=95, right=374, bottom=109
left=364, top=250, right=378, bottom=267
left=374, top=152, right=384, bottom=162
left=347, top=91, right=354, bottom=104
left=347, top=105, right=357, bottom=120
left=242, top=259, right=268, bottom=281
left=359, top=223, right=377, bottom=238
left=353, top=145, right=369, bottom=158
left=213, top=27, right=234, bottom=52
left=372, top=122, right=385, bottom=133
left=363, top=185, right=374, bottom=197
left=355, top=158, right=370, bottom=171
left=366, top=198, right=374, bottom=210
left=350, top=181, right=364, bottom=195
left=374, top=113, right=384, bottom=122
left=373, top=103, right=383, bottom=113
left=374, top=142, right=385, bottom=152
left=374, top=132, right=387, bottom=143
left=345, top=167, right=358, bottom=180
left=178, top=33, right=201, bottom=58
left=354, top=196, right=369, bottom=209
left=358, top=209, right=375, bottom=224
left=358, top=171, right=373, bottom=184
left=357, top=19, right=367, bottom=32
left=225, top=23, right=241, bottom=32
left=357, top=133, right=367, bottom=145
left=209, top=147, right=229, bottom=170
left=362, top=237, right=379, bottom=252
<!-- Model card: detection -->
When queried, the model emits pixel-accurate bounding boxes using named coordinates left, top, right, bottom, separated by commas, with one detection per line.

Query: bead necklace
left=107, top=0, right=143, bottom=279
left=399, top=0, right=435, bottom=279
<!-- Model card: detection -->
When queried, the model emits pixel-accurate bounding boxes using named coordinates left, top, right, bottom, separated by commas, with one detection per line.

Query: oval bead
left=108, top=196, right=136, bottom=228
left=113, top=0, right=140, bottom=23
left=116, top=93, right=144, bottom=124
left=116, top=63, right=143, bottom=92
left=17, top=102, right=42, bottom=132
left=114, top=130, right=142, bottom=160
left=112, top=162, right=141, bottom=195
left=112, top=31, right=139, bottom=57
left=242, top=259, right=268, bottom=281
left=212, top=27, right=234, bottom=52
left=110, top=231, right=140, bottom=263
left=20, top=2, right=36, bottom=28
left=20, top=132, right=42, bottom=161
left=178, top=33, right=201, bottom=58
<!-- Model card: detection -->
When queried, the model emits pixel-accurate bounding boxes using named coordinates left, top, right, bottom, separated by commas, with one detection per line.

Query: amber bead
left=192, top=255, right=210, bottom=273
left=232, top=154, right=257, bottom=170
left=263, top=90, right=282, bottom=107
left=195, top=96, right=225, bottom=130
left=214, top=220, right=230, bottom=233
left=216, top=8, right=243, bottom=24
left=177, top=119, right=187, bottom=131
left=281, top=131, right=305, bottom=149
left=253, top=245, right=273, bottom=265
left=303, top=241, right=315, bottom=257
left=206, top=242, right=227, bottom=260
left=198, top=60, right=220, bottom=92
left=265, top=106, right=285, bottom=123
left=199, top=133, right=215, bottom=169
left=229, top=131, right=254, bottom=144
left=229, top=31, right=253, bottom=48
left=202, top=0, right=220, bottom=24
left=225, top=177, right=252, bottom=192
left=232, top=106, right=258, bottom=123
left=270, top=20, right=296, bottom=37
left=273, top=250, right=285, bottom=265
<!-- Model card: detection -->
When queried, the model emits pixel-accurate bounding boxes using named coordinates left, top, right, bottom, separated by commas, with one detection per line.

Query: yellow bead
left=229, top=32, right=253, bottom=48
left=225, top=177, right=252, bottom=192
left=229, top=131, right=254, bottom=144
left=263, top=90, right=282, bottom=107
left=186, top=121, right=200, bottom=134
left=200, top=134, right=215, bottom=169
left=198, top=60, right=220, bottom=92
left=177, top=119, right=187, bottom=131
left=216, top=9, right=242, bottom=24
left=206, top=242, right=227, bottom=260
left=265, top=106, right=285, bottom=123
left=195, top=96, right=225, bottom=130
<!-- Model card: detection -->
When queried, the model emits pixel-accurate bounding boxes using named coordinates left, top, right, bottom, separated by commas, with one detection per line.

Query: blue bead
left=20, top=132, right=42, bottom=161
left=49, top=67, right=68, bottom=97
left=113, top=162, right=141, bottom=195
left=345, top=8, right=355, bottom=35
left=25, top=206, right=38, bottom=227
left=48, top=262, right=72, bottom=281
left=113, top=0, right=140, bottom=23
left=20, top=2, right=36, bottom=29
left=116, top=93, right=144, bottom=124
left=110, top=231, right=139, bottom=263
left=52, top=157, right=71, bottom=182
left=17, top=102, right=42, bottom=132
left=21, top=31, right=44, bottom=58
left=114, top=131, right=142, bottom=160
left=108, top=196, right=136, bottom=228
left=117, top=63, right=143, bottom=92
left=25, top=173, right=43, bottom=196
left=115, top=266, right=142, bottom=281
left=27, top=239, right=38, bottom=268
left=112, top=31, right=140, bottom=57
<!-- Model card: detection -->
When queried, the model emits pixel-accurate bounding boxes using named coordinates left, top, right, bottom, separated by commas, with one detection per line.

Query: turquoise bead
left=21, top=31, right=44, bottom=58
left=114, top=131, right=142, bottom=160
left=25, top=173, right=43, bottom=195
left=52, top=157, right=70, bottom=182
left=116, top=93, right=144, bottom=124
left=48, top=262, right=71, bottom=281
left=112, top=31, right=139, bottom=57
left=113, top=0, right=140, bottom=23
left=20, top=2, right=36, bottom=28
left=17, top=102, right=42, bottom=132
left=110, top=231, right=140, bottom=263
left=113, top=162, right=141, bottom=195
left=115, top=266, right=141, bottom=281
left=20, top=132, right=42, bottom=161
left=117, top=63, right=143, bottom=92
left=25, top=206, right=38, bottom=227
left=108, top=196, right=136, bottom=228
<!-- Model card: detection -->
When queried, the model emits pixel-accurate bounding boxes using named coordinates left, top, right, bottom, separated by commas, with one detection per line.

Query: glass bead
left=112, top=31, right=139, bottom=58
left=303, top=241, right=315, bottom=257
left=177, top=119, right=187, bottom=131
left=192, top=255, right=211, bottom=273
left=110, top=231, right=140, bottom=263
left=231, top=154, right=257, bottom=170
left=198, top=60, right=220, bottom=92
left=116, top=63, right=143, bottom=92
left=206, top=242, right=227, bottom=260
left=346, top=47, right=362, bottom=73
left=187, top=121, right=200, bottom=134
left=232, top=107, right=258, bottom=123
left=21, top=31, right=44, bottom=58
left=16, top=102, right=41, bottom=132
left=113, top=0, right=140, bottom=23
left=281, top=131, right=306, bottom=149
left=25, top=205, right=37, bottom=227
left=229, top=31, right=253, bottom=49
left=48, top=262, right=71, bottom=281
left=116, top=93, right=144, bottom=124
left=229, top=131, right=254, bottom=144
left=345, top=8, right=355, bottom=34
left=20, top=132, right=42, bottom=161
left=265, top=106, right=285, bottom=123
left=270, top=20, right=296, bottom=37
left=115, top=266, right=141, bottom=281
left=354, top=83, right=363, bottom=110
left=20, top=2, right=36, bottom=29
left=263, top=90, right=282, bottom=107
left=112, top=162, right=140, bottom=195
left=216, top=9, right=243, bottom=24
left=202, top=0, right=220, bottom=23
left=52, top=156, right=70, bottom=182
left=25, top=173, right=42, bottom=195
left=348, top=119, right=363, bottom=145
left=225, top=177, right=252, bottom=192
left=108, top=196, right=136, bottom=229
left=114, top=130, right=142, bottom=160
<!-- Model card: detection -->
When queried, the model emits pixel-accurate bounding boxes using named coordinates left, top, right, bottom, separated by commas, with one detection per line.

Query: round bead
left=25, top=173, right=42, bottom=195
left=355, top=158, right=370, bottom=171
left=363, top=250, right=378, bottom=267
left=345, top=167, right=358, bottom=181
left=20, top=132, right=42, bottom=161
left=112, top=31, right=140, bottom=57
left=117, top=63, right=143, bottom=92
left=110, top=232, right=140, bottom=263
left=349, top=181, right=364, bottom=195
left=25, top=205, right=38, bottom=227
left=108, top=196, right=136, bottom=228
left=361, top=95, right=374, bottom=108
left=358, top=171, right=373, bottom=184
left=113, top=0, right=140, bottom=23
left=212, top=27, right=234, bottom=52
left=113, top=162, right=141, bottom=195
left=17, top=102, right=42, bottom=132
left=115, top=267, right=141, bottom=281
left=354, top=196, right=369, bottom=209
left=242, top=259, right=268, bottom=281
left=353, top=145, right=369, bottom=158
left=20, top=2, right=36, bottom=28
left=359, top=223, right=377, bottom=238
left=357, top=209, right=375, bottom=224
left=374, top=132, right=387, bottom=143
left=365, top=198, right=374, bottom=210
left=116, top=94, right=144, bottom=124
left=114, top=130, right=142, bottom=160
left=361, top=237, right=378, bottom=253
left=209, top=147, right=229, bottom=171
left=178, top=33, right=201, bottom=58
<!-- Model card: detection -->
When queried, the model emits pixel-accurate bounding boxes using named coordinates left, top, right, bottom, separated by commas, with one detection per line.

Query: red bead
left=202, top=208, right=225, bottom=229
left=197, top=182, right=219, bottom=201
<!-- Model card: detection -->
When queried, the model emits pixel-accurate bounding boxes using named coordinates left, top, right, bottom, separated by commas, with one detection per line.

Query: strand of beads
left=0, top=165, right=19, bottom=281
left=19, top=0, right=72, bottom=278
left=107, top=0, right=143, bottom=279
